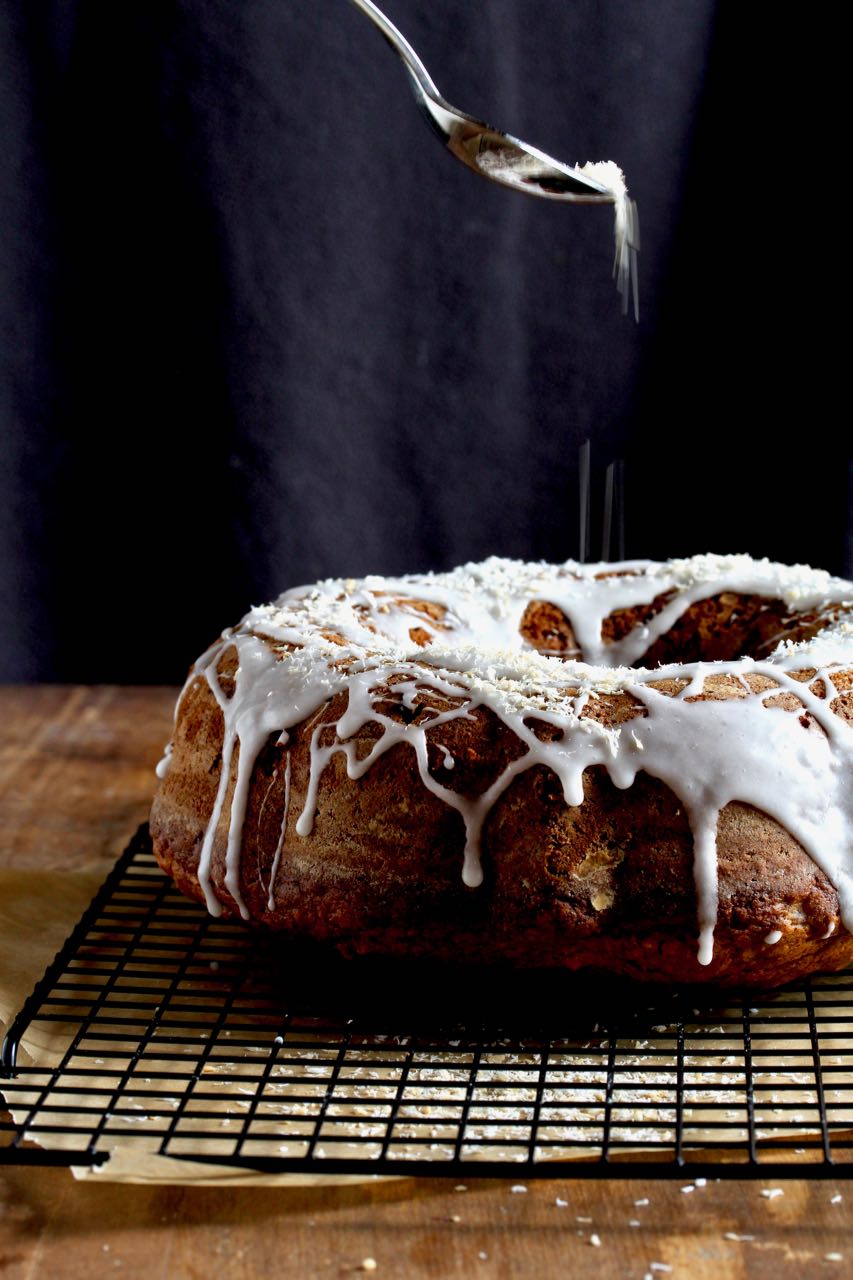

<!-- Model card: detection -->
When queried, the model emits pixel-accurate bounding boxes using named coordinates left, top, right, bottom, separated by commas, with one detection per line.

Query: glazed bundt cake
left=150, top=554, right=853, bottom=987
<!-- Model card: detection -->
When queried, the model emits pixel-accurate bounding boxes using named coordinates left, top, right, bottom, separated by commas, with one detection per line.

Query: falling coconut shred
left=578, top=160, right=639, bottom=320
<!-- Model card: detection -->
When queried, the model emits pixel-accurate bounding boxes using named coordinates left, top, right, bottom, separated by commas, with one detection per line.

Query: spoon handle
left=348, top=0, right=442, bottom=102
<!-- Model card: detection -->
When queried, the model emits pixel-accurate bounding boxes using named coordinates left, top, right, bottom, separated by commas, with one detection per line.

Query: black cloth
left=1, top=1, right=849, bottom=681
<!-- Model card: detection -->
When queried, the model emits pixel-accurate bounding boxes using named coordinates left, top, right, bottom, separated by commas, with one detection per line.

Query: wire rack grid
left=2, top=826, right=853, bottom=1178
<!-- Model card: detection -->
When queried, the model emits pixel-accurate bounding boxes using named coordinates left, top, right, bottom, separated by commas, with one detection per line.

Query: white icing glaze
left=265, top=751, right=291, bottom=912
left=159, top=554, right=853, bottom=964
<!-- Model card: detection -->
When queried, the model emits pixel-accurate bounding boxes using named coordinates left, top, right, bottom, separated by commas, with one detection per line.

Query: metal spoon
left=348, top=0, right=616, bottom=203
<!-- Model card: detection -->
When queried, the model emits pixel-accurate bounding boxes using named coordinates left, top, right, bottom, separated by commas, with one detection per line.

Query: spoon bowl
left=348, top=0, right=615, bottom=202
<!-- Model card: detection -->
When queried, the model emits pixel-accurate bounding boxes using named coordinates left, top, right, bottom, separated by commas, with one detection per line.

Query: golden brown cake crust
left=151, top=554, right=853, bottom=989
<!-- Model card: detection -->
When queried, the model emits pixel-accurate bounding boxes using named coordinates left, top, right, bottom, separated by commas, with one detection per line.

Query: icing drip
left=155, top=742, right=172, bottom=779
left=159, top=554, right=853, bottom=964
left=266, top=751, right=291, bottom=911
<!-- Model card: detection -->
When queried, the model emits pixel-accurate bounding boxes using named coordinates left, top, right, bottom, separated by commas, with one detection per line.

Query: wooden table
left=1, top=686, right=851, bottom=1279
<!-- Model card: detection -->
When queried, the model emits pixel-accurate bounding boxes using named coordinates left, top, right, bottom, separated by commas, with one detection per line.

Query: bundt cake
left=150, top=554, right=853, bottom=987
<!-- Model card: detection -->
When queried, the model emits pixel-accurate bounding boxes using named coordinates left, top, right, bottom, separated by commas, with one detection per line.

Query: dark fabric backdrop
left=1, top=1, right=849, bottom=682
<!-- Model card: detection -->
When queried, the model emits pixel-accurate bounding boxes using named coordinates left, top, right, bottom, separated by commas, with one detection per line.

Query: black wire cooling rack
left=2, top=825, right=853, bottom=1178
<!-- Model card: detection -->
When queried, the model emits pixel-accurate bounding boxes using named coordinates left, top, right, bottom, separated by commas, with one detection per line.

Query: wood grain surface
left=1, top=685, right=852, bottom=1279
